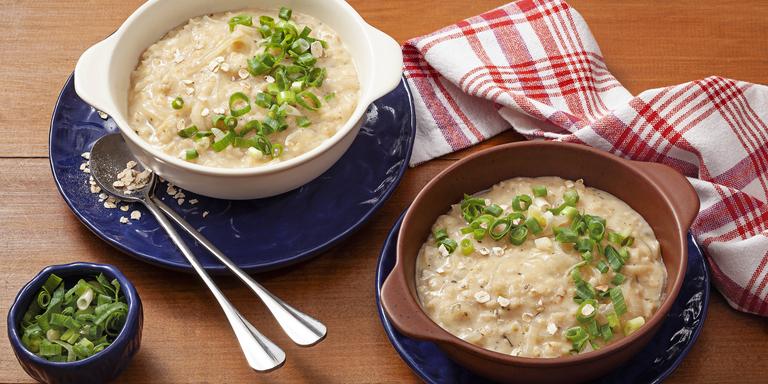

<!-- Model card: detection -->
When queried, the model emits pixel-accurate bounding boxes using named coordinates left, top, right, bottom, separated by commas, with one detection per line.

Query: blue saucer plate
left=375, top=212, right=709, bottom=384
left=50, top=74, right=415, bottom=274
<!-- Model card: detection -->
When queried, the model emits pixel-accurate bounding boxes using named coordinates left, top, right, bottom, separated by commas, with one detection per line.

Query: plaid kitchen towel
left=404, top=0, right=768, bottom=316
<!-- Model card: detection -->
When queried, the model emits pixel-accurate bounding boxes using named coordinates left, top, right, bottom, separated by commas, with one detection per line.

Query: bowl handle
left=74, top=35, right=118, bottom=115
left=380, top=261, right=452, bottom=344
left=631, top=161, right=700, bottom=229
left=363, top=24, right=403, bottom=103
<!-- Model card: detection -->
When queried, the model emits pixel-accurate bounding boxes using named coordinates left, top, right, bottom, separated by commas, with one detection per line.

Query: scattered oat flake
left=119, top=217, right=129, bottom=224
left=177, top=198, right=185, bottom=205
left=497, top=296, right=511, bottom=307
left=166, top=186, right=177, bottom=196
left=474, top=291, right=491, bottom=304
left=120, top=205, right=130, bottom=212
left=89, top=185, right=101, bottom=194
left=238, top=69, right=250, bottom=79
left=130, top=210, right=142, bottom=220
left=202, top=211, right=209, bottom=218
left=547, top=323, right=558, bottom=335
left=97, top=110, right=108, bottom=119
left=81, top=152, right=91, bottom=160
left=189, top=199, right=198, bottom=205
left=104, top=201, right=117, bottom=209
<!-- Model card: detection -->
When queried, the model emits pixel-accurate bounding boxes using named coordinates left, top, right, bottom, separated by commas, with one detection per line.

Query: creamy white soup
left=128, top=7, right=359, bottom=168
left=416, top=177, right=666, bottom=358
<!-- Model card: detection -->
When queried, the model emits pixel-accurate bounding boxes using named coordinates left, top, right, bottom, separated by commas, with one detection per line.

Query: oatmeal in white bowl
left=74, top=0, right=402, bottom=199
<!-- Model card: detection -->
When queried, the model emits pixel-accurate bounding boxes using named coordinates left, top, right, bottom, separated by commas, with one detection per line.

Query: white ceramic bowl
left=75, top=0, right=402, bottom=199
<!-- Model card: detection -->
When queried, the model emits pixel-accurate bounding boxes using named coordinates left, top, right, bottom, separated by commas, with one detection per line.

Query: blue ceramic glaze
left=7, top=262, right=143, bottom=384
left=49, top=75, right=415, bottom=274
left=375, top=212, right=710, bottom=384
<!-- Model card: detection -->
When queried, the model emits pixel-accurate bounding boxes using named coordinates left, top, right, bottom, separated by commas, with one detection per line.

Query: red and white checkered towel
left=404, top=0, right=768, bottom=316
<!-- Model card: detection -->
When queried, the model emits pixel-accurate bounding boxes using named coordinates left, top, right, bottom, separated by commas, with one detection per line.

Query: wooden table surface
left=2, top=0, right=768, bottom=383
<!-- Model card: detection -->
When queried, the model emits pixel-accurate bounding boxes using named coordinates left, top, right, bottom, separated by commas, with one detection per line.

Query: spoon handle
left=142, top=199, right=286, bottom=371
left=152, top=196, right=327, bottom=347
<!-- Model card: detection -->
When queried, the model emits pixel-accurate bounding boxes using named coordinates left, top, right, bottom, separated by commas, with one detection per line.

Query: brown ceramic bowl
left=381, top=141, right=699, bottom=384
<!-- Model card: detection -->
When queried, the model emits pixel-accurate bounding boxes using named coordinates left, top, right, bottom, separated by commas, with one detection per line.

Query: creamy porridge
left=416, top=177, right=666, bottom=358
left=128, top=7, right=359, bottom=168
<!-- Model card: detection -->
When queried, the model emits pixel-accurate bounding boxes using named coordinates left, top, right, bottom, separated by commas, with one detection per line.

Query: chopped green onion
left=532, top=185, right=547, bottom=197
left=576, top=299, right=598, bottom=322
left=608, top=231, right=635, bottom=247
left=488, top=217, right=512, bottom=240
left=76, top=289, right=93, bottom=311
left=296, top=90, right=321, bottom=110
left=575, top=238, right=594, bottom=253
left=565, top=326, right=589, bottom=352
left=229, top=92, right=251, bottom=117
left=563, top=188, right=580, bottom=206
left=601, top=323, right=614, bottom=341
left=596, top=260, right=609, bottom=273
left=561, top=206, right=579, bottom=220
left=511, top=194, right=532, bottom=211
left=19, top=273, right=127, bottom=362
left=278, top=6, right=292, bottom=21
left=623, top=316, right=645, bottom=336
left=612, top=273, right=626, bottom=285
left=212, top=130, right=234, bottom=152
left=184, top=149, right=199, bottom=160
left=554, top=227, right=578, bottom=243
left=272, top=142, right=284, bottom=157
left=211, top=114, right=227, bottom=129
left=434, top=228, right=449, bottom=241
left=605, top=245, right=625, bottom=272
left=609, top=287, right=627, bottom=316
left=460, top=195, right=487, bottom=222
left=581, top=250, right=593, bottom=262
left=43, top=274, right=63, bottom=294
left=228, top=14, right=253, bottom=31
left=324, top=92, right=336, bottom=101
left=224, top=116, right=238, bottom=130
left=606, top=311, right=620, bottom=329
left=171, top=97, right=184, bottom=110
left=509, top=225, right=528, bottom=245
left=460, top=239, right=474, bottom=256
left=587, top=220, right=605, bottom=241
left=524, top=217, right=542, bottom=234
left=483, top=204, right=503, bottom=217
left=296, top=116, right=311, bottom=127
left=177, top=125, right=199, bottom=139
left=255, top=92, right=275, bottom=108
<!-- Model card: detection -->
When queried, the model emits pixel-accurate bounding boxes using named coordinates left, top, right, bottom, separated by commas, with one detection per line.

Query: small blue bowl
left=7, top=262, right=143, bottom=384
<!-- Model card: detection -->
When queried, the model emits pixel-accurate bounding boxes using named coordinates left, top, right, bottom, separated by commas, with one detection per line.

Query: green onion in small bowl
left=7, top=262, right=142, bottom=384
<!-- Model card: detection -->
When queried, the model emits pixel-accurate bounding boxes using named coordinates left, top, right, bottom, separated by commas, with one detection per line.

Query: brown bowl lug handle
left=380, top=262, right=452, bottom=344
left=630, top=161, right=700, bottom=229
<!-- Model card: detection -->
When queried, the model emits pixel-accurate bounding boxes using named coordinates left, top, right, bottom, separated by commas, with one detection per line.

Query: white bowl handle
left=364, top=25, right=403, bottom=103
left=74, top=36, right=118, bottom=115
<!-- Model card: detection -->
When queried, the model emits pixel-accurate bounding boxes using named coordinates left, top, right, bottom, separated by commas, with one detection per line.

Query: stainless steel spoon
left=89, top=134, right=285, bottom=372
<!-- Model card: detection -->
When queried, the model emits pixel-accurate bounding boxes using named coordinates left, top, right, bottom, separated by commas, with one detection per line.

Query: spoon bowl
left=89, top=134, right=153, bottom=201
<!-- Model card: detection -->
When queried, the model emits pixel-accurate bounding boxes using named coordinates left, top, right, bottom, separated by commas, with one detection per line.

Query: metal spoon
left=89, top=134, right=285, bottom=372
left=93, top=135, right=327, bottom=346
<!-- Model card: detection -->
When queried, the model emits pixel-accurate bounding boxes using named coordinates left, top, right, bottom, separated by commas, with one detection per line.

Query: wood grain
left=1, top=0, right=768, bottom=383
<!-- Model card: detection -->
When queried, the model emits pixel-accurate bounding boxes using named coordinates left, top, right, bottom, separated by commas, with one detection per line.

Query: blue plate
left=50, top=74, right=415, bottom=274
left=375, top=212, right=710, bottom=384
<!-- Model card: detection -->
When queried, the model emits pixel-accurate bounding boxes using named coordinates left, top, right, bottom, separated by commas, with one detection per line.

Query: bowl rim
left=90, top=0, right=399, bottom=178
left=7, top=262, right=142, bottom=367
left=389, top=141, right=693, bottom=367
